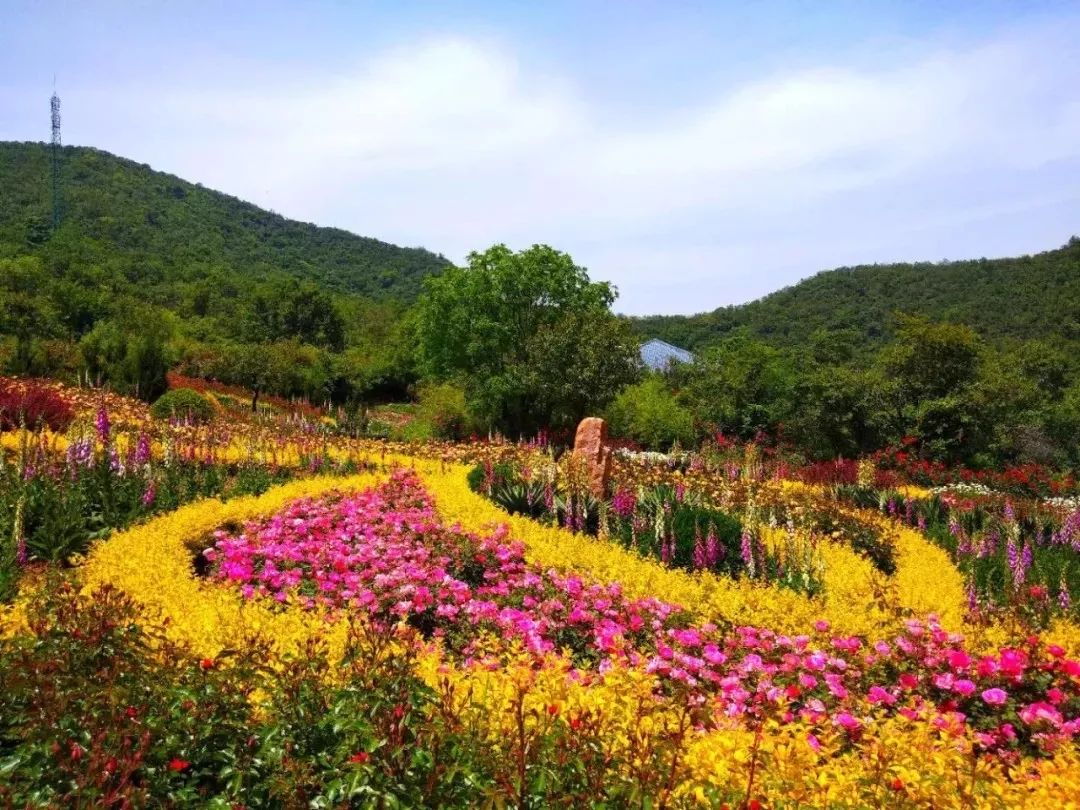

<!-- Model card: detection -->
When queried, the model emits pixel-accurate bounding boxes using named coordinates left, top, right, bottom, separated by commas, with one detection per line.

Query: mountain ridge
left=0, top=141, right=450, bottom=301
left=631, top=237, right=1080, bottom=351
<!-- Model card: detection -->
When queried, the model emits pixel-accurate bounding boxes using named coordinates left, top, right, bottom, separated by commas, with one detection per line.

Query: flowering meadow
left=6, top=378, right=1080, bottom=806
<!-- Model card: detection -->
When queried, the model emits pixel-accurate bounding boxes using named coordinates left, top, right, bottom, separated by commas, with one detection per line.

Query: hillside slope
left=0, top=141, right=449, bottom=301
left=633, top=238, right=1080, bottom=351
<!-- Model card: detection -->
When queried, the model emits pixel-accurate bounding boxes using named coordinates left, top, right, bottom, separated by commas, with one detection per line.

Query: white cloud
left=51, top=19, right=1080, bottom=313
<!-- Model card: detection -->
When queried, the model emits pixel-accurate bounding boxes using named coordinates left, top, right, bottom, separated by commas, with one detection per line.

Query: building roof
left=640, top=338, right=694, bottom=371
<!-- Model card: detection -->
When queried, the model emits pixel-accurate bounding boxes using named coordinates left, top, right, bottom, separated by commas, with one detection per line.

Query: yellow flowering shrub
left=80, top=473, right=388, bottom=659
left=417, top=463, right=962, bottom=637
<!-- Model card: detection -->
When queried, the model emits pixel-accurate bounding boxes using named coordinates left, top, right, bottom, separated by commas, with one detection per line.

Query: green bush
left=466, top=462, right=519, bottom=494
left=416, top=382, right=474, bottom=440
left=605, top=377, right=695, bottom=450
left=150, top=388, right=213, bottom=423
left=396, top=418, right=436, bottom=443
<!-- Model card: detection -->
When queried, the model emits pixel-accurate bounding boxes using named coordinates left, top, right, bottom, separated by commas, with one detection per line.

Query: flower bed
left=13, top=462, right=1078, bottom=804
left=220, top=475, right=1078, bottom=747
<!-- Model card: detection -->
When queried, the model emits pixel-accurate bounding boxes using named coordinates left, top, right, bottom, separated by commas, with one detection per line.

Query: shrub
left=605, top=378, right=695, bottom=451
left=397, top=417, right=437, bottom=442
left=150, top=388, right=213, bottom=423
left=466, top=462, right=519, bottom=495
left=0, top=378, right=74, bottom=431
left=416, top=382, right=473, bottom=440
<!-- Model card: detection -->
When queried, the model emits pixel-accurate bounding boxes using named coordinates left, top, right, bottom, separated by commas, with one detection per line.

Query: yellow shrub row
left=79, top=473, right=387, bottom=658
left=415, top=462, right=964, bottom=638
left=415, top=645, right=1080, bottom=808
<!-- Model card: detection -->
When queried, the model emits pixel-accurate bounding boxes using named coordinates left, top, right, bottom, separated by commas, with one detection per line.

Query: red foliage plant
left=0, top=378, right=75, bottom=432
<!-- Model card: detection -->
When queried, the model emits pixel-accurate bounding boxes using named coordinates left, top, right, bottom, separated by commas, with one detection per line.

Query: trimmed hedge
left=150, top=388, right=214, bottom=424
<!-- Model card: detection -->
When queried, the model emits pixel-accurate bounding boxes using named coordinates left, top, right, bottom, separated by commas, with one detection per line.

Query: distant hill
left=633, top=238, right=1080, bottom=351
left=0, top=141, right=450, bottom=301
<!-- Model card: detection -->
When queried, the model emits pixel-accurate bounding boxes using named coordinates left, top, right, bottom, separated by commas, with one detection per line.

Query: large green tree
left=674, top=334, right=797, bottom=440
left=415, top=244, right=634, bottom=433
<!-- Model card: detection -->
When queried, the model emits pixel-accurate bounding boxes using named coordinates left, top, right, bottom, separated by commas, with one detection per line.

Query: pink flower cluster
left=208, top=471, right=1080, bottom=754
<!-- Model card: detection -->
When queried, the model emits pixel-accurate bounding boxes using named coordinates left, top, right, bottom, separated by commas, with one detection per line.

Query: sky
left=2, top=1, right=1079, bottom=315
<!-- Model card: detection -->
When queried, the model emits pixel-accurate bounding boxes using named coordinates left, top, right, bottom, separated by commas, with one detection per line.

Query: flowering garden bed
left=206, top=471, right=1080, bottom=756
left=5, top=381, right=1080, bottom=805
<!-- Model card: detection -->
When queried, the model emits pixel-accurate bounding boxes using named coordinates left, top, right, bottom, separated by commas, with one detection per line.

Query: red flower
left=349, top=751, right=370, bottom=764
left=547, top=703, right=560, bottom=716
left=200, top=658, right=215, bottom=671
left=889, top=777, right=905, bottom=791
left=168, top=758, right=191, bottom=772
left=70, top=742, right=84, bottom=762
left=125, top=706, right=138, bottom=720
left=748, top=800, right=764, bottom=810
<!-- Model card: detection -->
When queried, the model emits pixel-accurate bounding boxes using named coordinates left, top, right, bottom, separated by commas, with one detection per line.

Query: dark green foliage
left=150, top=388, right=214, bottom=423
left=610, top=486, right=745, bottom=578
left=466, top=461, right=519, bottom=496
left=73, top=312, right=170, bottom=400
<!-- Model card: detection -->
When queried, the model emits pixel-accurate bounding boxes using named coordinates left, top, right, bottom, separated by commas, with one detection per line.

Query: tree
left=415, top=244, right=623, bottom=433
left=874, top=316, right=986, bottom=462
left=78, top=317, right=170, bottom=400
left=121, top=331, right=169, bottom=401
left=675, top=334, right=797, bottom=440
left=523, top=310, right=641, bottom=430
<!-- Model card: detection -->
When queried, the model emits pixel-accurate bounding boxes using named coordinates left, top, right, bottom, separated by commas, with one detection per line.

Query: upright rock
left=572, top=417, right=611, bottom=498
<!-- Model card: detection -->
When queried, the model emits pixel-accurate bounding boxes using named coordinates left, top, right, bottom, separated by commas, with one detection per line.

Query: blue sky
left=2, top=1, right=1079, bottom=314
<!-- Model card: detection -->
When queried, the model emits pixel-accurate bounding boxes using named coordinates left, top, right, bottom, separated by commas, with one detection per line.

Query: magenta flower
left=95, top=405, right=111, bottom=444
left=982, top=688, right=1008, bottom=706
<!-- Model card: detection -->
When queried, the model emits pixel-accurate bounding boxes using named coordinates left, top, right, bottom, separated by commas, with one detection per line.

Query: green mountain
left=0, top=141, right=450, bottom=301
left=633, top=238, right=1080, bottom=351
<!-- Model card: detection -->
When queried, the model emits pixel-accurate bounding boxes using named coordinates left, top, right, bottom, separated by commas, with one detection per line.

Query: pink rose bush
left=208, top=470, right=1080, bottom=756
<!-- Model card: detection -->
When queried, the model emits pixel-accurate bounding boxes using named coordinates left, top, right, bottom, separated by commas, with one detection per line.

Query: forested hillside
left=633, top=238, right=1080, bottom=351
left=0, top=141, right=453, bottom=406
left=0, top=141, right=449, bottom=301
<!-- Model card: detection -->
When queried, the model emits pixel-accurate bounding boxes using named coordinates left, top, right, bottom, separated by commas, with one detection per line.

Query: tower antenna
left=50, top=86, right=62, bottom=229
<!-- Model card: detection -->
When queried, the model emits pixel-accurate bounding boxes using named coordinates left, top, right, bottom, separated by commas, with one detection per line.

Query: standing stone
left=572, top=417, right=611, bottom=498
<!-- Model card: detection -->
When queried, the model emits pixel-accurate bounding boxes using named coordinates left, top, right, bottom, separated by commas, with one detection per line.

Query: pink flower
left=952, top=679, right=976, bottom=697
left=834, top=712, right=860, bottom=732
left=1019, top=702, right=1063, bottom=728
left=946, top=649, right=970, bottom=670
left=867, top=686, right=896, bottom=705
left=898, top=673, right=919, bottom=690
left=981, top=688, right=1008, bottom=706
